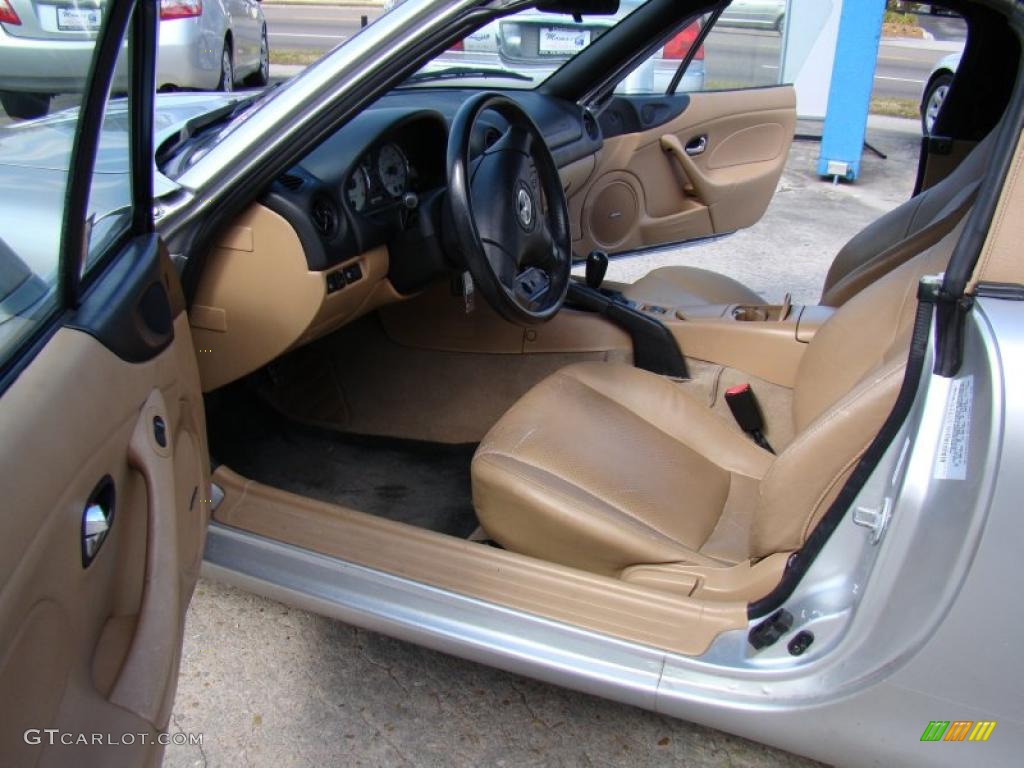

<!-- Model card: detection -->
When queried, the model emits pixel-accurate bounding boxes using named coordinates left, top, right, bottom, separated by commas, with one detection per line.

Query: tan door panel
left=569, top=87, right=796, bottom=255
left=0, top=310, right=209, bottom=768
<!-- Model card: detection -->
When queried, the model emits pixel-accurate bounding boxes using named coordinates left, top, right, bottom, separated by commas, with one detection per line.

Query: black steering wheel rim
left=446, top=92, right=572, bottom=325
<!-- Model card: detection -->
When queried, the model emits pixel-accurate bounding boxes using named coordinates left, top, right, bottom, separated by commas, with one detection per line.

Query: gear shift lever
left=585, top=250, right=609, bottom=290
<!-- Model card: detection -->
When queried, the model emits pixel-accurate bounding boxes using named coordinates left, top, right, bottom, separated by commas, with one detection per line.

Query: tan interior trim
left=379, top=279, right=633, bottom=356
left=108, top=389, right=181, bottom=726
left=969, top=128, right=1024, bottom=290
left=0, top=311, right=209, bottom=767
left=660, top=303, right=832, bottom=388
left=559, top=153, right=598, bottom=200
left=212, top=466, right=748, bottom=657
left=620, top=552, right=789, bottom=601
left=191, top=203, right=401, bottom=392
left=567, top=87, right=796, bottom=255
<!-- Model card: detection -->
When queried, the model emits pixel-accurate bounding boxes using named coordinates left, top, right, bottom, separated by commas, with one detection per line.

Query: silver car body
left=718, top=0, right=786, bottom=31
left=0, top=0, right=265, bottom=95
left=0, top=90, right=239, bottom=279
left=155, top=0, right=266, bottom=91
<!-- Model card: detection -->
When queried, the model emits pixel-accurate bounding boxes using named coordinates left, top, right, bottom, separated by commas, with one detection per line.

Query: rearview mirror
left=535, top=1, right=620, bottom=17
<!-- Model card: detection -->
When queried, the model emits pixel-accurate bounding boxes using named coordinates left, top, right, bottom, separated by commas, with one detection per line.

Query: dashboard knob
left=402, top=192, right=419, bottom=210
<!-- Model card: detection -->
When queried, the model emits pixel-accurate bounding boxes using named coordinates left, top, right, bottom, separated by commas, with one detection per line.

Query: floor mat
left=207, top=385, right=480, bottom=537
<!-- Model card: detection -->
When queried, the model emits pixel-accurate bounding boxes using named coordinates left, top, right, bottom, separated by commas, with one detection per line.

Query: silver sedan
left=0, top=0, right=268, bottom=119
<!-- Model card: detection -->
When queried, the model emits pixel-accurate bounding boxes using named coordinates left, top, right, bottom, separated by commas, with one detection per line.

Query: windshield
left=400, top=0, right=651, bottom=89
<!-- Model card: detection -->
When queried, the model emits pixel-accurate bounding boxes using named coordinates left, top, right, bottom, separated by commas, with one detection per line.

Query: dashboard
left=193, top=88, right=606, bottom=392
left=259, top=90, right=603, bottom=294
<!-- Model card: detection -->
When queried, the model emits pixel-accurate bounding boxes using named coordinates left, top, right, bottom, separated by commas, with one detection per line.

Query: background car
left=0, top=0, right=268, bottom=120
left=415, top=0, right=706, bottom=93
left=921, top=51, right=959, bottom=135
left=717, top=0, right=786, bottom=32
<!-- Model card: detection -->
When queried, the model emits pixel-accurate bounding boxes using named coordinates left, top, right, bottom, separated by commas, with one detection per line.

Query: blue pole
left=817, top=0, right=888, bottom=181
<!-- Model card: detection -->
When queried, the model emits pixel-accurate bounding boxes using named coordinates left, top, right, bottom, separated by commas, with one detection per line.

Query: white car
left=0, top=0, right=268, bottom=119
left=921, top=51, right=960, bottom=135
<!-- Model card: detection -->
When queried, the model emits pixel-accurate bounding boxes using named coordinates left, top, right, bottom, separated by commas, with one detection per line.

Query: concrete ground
left=165, top=117, right=921, bottom=768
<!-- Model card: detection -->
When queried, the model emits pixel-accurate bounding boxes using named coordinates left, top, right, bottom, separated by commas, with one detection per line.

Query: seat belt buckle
left=724, top=384, right=775, bottom=454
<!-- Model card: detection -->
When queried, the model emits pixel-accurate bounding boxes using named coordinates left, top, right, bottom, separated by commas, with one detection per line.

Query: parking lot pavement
left=165, top=118, right=921, bottom=768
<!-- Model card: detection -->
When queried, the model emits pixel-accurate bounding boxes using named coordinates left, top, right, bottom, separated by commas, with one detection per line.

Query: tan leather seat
left=622, top=131, right=994, bottom=310
left=472, top=223, right=960, bottom=576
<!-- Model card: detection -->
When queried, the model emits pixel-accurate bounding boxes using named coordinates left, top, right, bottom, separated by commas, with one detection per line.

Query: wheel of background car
left=446, top=93, right=572, bottom=326
left=0, top=91, right=51, bottom=120
left=244, top=27, right=270, bottom=88
left=922, top=71, right=953, bottom=135
left=218, top=42, right=234, bottom=92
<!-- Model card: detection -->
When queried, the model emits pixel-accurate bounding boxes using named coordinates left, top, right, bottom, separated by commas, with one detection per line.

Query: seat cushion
left=472, top=362, right=773, bottom=576
left=620, top=266, right=765, bottom=308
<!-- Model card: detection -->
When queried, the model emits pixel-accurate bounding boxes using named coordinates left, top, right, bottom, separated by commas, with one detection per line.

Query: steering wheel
left=446, top=93, right=572, bottom=325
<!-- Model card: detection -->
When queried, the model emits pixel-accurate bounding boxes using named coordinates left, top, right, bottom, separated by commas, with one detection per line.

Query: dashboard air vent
left=311, top=197, right=339, bottom=239
left=278, top=173, right=303, bottom=191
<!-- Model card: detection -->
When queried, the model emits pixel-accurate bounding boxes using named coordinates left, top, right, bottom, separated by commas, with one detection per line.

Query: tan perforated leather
left=472, top=222, right=961, bottom=575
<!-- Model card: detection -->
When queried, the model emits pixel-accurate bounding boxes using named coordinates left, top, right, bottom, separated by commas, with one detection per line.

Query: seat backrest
left=750, top=220, right=963, bottom=557
left=818, top=130, right=996, bottom=307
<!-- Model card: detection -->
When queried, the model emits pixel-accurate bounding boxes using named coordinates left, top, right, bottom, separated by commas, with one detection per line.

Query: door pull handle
left=685, top=135, right=707, bottom=156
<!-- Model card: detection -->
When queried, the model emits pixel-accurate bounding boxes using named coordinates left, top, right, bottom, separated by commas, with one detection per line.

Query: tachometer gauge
left=345, top=166, right=370, bottom=212
left=377, top=144, right=408, bottom=198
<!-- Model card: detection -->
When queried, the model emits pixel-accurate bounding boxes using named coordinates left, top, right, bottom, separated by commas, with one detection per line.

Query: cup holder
left=732, top=305, right=792, bottom=322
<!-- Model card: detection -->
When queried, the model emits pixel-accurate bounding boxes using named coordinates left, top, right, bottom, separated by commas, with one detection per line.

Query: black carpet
left=207, top=385, right=480, bottom=537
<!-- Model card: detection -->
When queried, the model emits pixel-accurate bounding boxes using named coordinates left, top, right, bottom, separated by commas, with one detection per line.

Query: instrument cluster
left=345, top=142, right=412, bottom=213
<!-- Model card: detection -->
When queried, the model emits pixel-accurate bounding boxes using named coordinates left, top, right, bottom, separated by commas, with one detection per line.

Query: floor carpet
left=207, top=384, right=480, bottom=538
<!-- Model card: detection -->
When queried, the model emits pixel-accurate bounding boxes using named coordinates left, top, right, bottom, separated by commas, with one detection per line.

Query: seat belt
left=724, top=383, right=775, bottom=454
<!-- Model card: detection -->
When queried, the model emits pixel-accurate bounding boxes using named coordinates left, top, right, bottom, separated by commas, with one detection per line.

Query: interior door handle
left=109, top=389, right=181, bottom=727
left=660, top=134, right=731, bottom=205
left=82, top=477, right=116, bottom=567
left=685, top=135, right=707, bottom=156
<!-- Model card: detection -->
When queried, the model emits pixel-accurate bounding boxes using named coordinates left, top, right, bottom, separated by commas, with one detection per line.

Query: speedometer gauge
left=345, top=166, right=370, bottom=212
left=377, top=144, right=408, bottom=198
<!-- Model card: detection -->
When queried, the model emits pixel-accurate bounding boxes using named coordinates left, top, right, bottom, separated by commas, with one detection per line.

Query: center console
left=632, top=298, right=835, bottom=387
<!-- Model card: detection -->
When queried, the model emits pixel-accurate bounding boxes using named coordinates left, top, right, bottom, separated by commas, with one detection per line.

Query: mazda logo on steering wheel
left=516, top=185, right=534, bottom=230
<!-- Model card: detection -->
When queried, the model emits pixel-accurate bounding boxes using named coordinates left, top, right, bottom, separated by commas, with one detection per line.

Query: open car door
left=567, top=5, right=796, bottom=256
left=0, top=2, right=209, bottom=766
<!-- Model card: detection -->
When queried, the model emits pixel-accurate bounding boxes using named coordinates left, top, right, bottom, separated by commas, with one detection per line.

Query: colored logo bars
left=920, top=721, right=997, bottom=742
